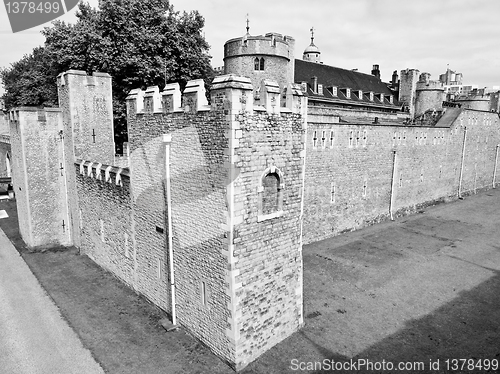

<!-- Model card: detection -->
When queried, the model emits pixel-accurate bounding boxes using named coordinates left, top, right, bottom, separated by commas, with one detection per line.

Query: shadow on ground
left=242, top=271, right=500, bottom=374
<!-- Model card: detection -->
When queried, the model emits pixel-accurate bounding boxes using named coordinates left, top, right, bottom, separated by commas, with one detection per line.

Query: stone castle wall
left=230, top=108, right=305, bottom=367
left=57, top=70, right=115, bottom=165
left=302, top=107, right=500, bottom=244
left=123, top=75, right=306, bottom=370
left=76, top=161, right=134, bottom=288
left=456, top=96, right=491, bottom=112
left=8, top=107, right=71, bottom=247
left=8, top=67, right=500, bottom=371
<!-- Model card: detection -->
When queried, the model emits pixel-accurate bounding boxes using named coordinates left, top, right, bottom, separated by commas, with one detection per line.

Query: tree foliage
left=1, top=0, right=214, bottom=151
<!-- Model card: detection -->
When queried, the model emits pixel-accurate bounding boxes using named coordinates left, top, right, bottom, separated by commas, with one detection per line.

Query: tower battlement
left=126, top=75, right=306, bottom=117
left=223, top=33, right=295, bottom=96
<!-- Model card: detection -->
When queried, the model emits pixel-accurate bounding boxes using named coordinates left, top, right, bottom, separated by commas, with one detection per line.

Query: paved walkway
left=0, top=229, right=104, bottom=374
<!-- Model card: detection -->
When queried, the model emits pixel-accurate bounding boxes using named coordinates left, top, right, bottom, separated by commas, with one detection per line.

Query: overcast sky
left=1, top=0, right=499, bottom=95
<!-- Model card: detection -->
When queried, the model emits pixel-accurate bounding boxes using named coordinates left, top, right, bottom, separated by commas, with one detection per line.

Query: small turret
left=302, top=27, right=321, bottom=63
left=223, top=31, right=295, bottom=98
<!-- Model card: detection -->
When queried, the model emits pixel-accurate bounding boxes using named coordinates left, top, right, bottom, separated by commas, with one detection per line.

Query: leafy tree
left=0, top=47, right=59, bottom=109
left=1, top=0, right=214, bottom=152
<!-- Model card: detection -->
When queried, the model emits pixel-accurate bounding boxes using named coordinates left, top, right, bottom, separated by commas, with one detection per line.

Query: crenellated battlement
left=416, top=72, right=444, bottom=91
left=76, top=159, right=129, bottom=188
left=125, top=74, right=306, bottom=117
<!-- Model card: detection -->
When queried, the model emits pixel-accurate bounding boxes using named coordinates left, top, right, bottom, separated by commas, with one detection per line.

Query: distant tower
left=223, top=24, right=295, bottom=97
left=302, top=27, right=321, bottom=63
left=414, top=72, right=445, bottom=117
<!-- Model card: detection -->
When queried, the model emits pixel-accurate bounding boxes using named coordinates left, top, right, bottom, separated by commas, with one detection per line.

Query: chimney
left=371, top=64, right=381, bottom=79
left=391, top=70, right=399, bottom=88
left=311, top=76, right=318, bottom=93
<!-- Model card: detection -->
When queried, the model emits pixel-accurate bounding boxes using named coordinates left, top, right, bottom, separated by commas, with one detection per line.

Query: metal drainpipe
left=162, top=134, right=176, bottom=326
left=458, top=126, right=467, bottom=198
left=389, top=150, right=397, bottom=221
left=493, top=145, right=499, bottom=188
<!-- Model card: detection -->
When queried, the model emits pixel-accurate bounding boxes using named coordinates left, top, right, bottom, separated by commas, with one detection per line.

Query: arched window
left=262, top=173, right=279, bottom=214
left=257, top=166, right=284, bottom=222
left=259, top=57, right=265, bottom=70
left=254, top=57, right=260, bottom=70
left=5, top=152, right=11, bottom=178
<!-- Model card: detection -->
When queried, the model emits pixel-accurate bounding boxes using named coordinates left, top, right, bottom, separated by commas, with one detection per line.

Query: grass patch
left=0, top=199, right=233, bottom=374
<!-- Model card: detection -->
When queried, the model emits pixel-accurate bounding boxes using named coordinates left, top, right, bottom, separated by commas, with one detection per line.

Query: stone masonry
left=9, top=107, right=71, bottom=248
left=7, top=40, right=500, bottom=372
left=124, top=75, right=306, bottom=369
left=302, top=108, right=500, bottom=244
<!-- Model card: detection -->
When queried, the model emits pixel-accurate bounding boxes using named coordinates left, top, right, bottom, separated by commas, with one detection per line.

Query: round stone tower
left=455, top=95, right=491, bottom=111
left=414, top=72, right=445, bottom=117
left=223, top=32, right=295, bottom=96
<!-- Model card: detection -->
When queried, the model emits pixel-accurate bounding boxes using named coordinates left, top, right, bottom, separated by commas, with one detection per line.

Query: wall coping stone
left=76, top=158, right=129, bottom=186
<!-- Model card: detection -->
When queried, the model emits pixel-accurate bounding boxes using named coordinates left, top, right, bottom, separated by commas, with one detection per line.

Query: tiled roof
left=294, top=59, right=401, bottom=108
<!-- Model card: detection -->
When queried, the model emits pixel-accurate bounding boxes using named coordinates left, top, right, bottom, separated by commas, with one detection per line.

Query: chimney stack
left=311, top=76, right=318, bottom=93
left=371, top=64, right=381, bottom=79
left=391, top=70, right=399, bottom=88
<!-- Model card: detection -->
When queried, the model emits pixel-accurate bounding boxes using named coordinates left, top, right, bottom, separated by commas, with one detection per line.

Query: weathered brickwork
left=415, top=79, right=445, bottom=117
left=8, top=108, right=71, bottom=247
left=124, top=75, right=306, bottom=370
left=231, top=107, right=305, bottom=367
left=76, top=161, right=134, bottom=288
left=456, top=96, right=491, bottom=111
left=224, top=33, right=295, bottom=96
left=399, top=69, right=420, bottom=116
left=457, top=110, right=500, bottom=195
left=126, top=88, right=232, bottom=362
left=8, top=64, right=500, bottom=372
left=57, top=70, right=115, bottom=165
left=302, top=106, right=500, bottom=244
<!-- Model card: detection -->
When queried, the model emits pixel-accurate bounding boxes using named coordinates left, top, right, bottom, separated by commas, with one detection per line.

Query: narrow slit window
left=260, top=57, right=265, bottom=70
left=349, top=130, right=353, bottom=147
left=330, top=130, right=335, bottom=148
left=330, top=183, right=336, bottom=203
left=313, top=131, right=318, bottom=148
left=321, top=130, right=326, bottom=148
left=201, top=281, right=207, bottom=306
